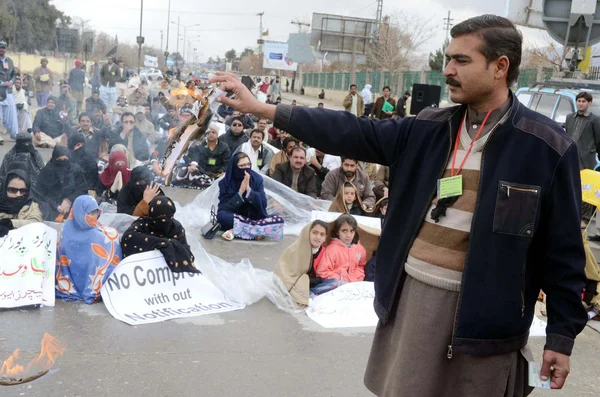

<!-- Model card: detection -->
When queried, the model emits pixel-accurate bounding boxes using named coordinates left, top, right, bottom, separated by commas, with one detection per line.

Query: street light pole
left=165, top=0, right=171, bottom=53
left=176, top=16, right=180, bottom=54
left=137, top=0, right=144, bottom=74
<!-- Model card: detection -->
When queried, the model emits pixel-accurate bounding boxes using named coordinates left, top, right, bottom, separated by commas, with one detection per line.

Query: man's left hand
left=540, top=350, right=570, bottom=389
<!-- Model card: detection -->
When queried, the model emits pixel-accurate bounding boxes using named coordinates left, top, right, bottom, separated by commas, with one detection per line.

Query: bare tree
left=522, top=36, right=564, bottom=70
left=368, top=13, right=436, bottom=71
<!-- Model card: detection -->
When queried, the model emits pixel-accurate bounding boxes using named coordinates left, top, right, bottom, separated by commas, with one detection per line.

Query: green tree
left=429, top=39, right=448, bottom=71
left=224, top=49, right=237, bottom=62
left=0, top=0, right=71, bottom=53
left=170, top=52, right=184, bottom=61
left=207, top=57, right=217, bottom=64
left=241, top=47, right=254, bottom=58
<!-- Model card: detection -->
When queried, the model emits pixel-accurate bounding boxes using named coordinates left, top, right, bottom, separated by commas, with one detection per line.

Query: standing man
left=89, top=58, right=101, bottom=92
left=100, top=57, right=121, bottom=113
left=395, top=91, right=411, bottom=119
left=564, top=91, right=600, bottom=225
left=362, top=84, right=373, bottom=116
left=33, top=57, right=53, bottom=107
left=13, top=77, right=33, bottom=134
left=272, top=146, right=318, bottom=198
left=68, top=60, right=86, bottom=112
left=370, top=86, right=396, bottom=119
left=269, top=76, right=281, bottom=97
left=235, top=129, right=274, bottom=175
left=211, top=14, right=587, bottom=394
left=343, top=84, right=364, bottom=117
left=0, top=40, right=17, bottom=142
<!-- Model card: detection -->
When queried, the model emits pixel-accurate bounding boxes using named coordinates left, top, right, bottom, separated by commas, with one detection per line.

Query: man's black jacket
left=274, top=92, right=587, bottom=357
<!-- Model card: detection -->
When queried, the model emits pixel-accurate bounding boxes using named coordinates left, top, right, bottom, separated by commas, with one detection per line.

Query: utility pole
left=176, top=16, right=180, bottom=54
left=290, top=20, right=310, bottom=92
left=165, top=0, right=171, bottom=68
left=375, top=0, right=384, bottom=26
left=257, top=11, right=264, bottom=76
left=137, top=0, right=144, bottom=74
left=441, top=10, right=453, bottom=100
left=160, top=30, right=164, bottom=52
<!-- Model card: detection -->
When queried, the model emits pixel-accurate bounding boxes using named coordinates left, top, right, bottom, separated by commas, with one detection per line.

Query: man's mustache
left=446, top=78, right=461, bottom=87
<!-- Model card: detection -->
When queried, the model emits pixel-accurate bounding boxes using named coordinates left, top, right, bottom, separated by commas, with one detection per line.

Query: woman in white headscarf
left=362, top=84, right=373, bottom=116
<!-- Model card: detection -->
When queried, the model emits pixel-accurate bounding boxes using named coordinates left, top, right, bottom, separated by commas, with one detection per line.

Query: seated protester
left=85, top=89, right=107, bottom=114
left=329, top=182, right=367, bottom=216
left=32, top=96, right=68, bottom=148
left=14, top=77, right=33, bottom=134
left=158, top=105, right=180, bottom=132
left=151, top=97, right=167, bottom=126
left=0, top=162, right=44, bottom=237
left=373, top=165, right=390, bottom=201
left=68, top=134, right=102, bottom=196
left=55, top=195, right=122, bottom=304
left=169, top=107, right=197, bottom=139
left=110, top=112, right=150, bottom=165
left=220, top=116, right=249, bottom=153
left=224, top=110, right=255, bottom=130
left=112, top=95, right=132, bottom=125
left=128, top=87, right=148, bottom=107
left=272, top=146, right=317, bottom=198
left=33, top=146, right=88, bottom=222
left=269, top=137, right=297, bottom=176
left=171, top=123, right=230, bottom=189
left=134, top=106, right=156, bottom=143
left=122, top=196, right=199, bottom=273
left=235, top=129, right=274, bottom=175
left=268, top=125, right=280, bottom=142
left=72, top=112, right=109, bottom=162
left=217, top=103, right=234, bottom=120
left=217, top=153, right=284, bottom=241
left=99, top=151, right=131, bottom=201
left=274, top=220, right=328, bottom=306
left=56, top=84, right=78, bottom=125
left=268, top=130, right=291, bottom=151
left=0, top=132, right=45, bottom=188
left=156, top=91, right=169, bottom=108
left=317, top=214, right=367, bottom=282
left=321, top=157, right=376, bottom=210
left=307, top=148, right=340, bottom=198
left=255, top=117, right=269, bottom=137
left=117, top=166, right=162, bottom=216
left=149, top=137, right=168, bottom=185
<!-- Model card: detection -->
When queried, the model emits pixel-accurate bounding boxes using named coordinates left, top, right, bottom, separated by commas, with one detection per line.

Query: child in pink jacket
left=317, top=214, right=367, bottom=282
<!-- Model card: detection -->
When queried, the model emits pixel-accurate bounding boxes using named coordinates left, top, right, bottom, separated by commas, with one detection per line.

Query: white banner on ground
left=263, top=42, right=298, bottom=71
left=101, top=251, right=245, bottom=325
left=306, top=282, right=378, bottom=328
left=0, top=223, right=57, bottom=308
left=144, top=55, right=159, bottom=67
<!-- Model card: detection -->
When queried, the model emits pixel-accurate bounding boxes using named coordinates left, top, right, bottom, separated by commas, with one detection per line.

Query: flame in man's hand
left=0, top=333, right=66, bottom=377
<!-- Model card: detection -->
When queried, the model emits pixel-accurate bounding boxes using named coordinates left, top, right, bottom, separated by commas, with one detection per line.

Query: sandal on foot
left=222, top=230, right=234, bottom=241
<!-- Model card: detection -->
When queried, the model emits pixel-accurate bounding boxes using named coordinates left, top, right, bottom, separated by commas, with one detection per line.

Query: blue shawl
left=56, top=195, right=122, bottom=304
left=218, top=153, right=268, bottom=218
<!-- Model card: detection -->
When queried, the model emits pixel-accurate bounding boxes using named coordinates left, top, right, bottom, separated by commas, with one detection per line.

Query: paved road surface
left=0, top=141, right=599, bottom=396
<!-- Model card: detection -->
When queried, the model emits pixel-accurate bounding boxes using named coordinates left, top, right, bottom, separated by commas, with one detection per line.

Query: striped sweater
left=406, top=100, right=512, bottom=291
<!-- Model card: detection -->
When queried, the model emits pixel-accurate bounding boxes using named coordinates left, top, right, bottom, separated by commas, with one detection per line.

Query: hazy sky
left=51, top=0, right=550, bottom=62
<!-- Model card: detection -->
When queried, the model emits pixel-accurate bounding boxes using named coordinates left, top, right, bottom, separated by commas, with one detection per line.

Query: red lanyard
left=451, top=110, right=492, bottom=176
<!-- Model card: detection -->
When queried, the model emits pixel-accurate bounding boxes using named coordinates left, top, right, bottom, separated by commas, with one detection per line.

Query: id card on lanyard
left=437, top=110, right=492, bottom=200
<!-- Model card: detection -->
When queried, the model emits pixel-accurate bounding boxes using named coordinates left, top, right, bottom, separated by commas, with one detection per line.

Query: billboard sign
left=144, top=55, right=159, bottom=68
left=262, top=42, right=298, bottom=71
left=287, top=33, right=315, bottom=64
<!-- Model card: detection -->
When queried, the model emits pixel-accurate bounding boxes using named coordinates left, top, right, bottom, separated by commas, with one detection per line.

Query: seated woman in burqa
left=0, top=132, right=45, bottom=187
left=99, top=151, right=131, bottom=202
left=68, top=133, right=102, bottom=197
left=33, top=146, right=88, bottom=222
left=122, top=196, right=199, bottom=273
left=56, top=195, right=122, bottom=304
left=117, top=166, right=162, bottom=216
left=217, top=153, right=284, bottom=241
left=0, top=162, right=44, bottom=237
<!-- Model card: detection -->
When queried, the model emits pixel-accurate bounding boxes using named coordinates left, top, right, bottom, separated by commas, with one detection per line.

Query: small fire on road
left=0, top=333, right=66, bottom=386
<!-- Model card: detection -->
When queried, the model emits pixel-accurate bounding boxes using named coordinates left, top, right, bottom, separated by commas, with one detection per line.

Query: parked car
left=140, top=68, right=163, bottom=81
left=516, top=81, right=600, bottom=127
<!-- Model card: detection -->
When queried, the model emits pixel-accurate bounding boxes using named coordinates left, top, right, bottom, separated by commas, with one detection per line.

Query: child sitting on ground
left=317, top=214, right=367, bottom=282
left=343, top=183, right=365, bottom=216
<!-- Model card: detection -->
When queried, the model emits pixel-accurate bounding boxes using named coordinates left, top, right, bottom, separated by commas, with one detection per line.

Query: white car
left=140, top=68, right=163, bottom=81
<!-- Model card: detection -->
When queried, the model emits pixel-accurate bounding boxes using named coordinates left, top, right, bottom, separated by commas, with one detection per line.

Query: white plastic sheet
left=177, top=175, right=331, bottom=236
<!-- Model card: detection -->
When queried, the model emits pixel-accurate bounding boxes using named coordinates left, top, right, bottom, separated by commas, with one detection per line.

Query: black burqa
left=122, top=196, right=199, bottom=273
left=68, top=133, right=102, bottom=194
left=0, top=162, right=34, bottom=237
left=117, top=166, right=163, bottom=215
left=33, top=146, right=88, bottom=221
left=0, top=132, right=45, bottom=188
